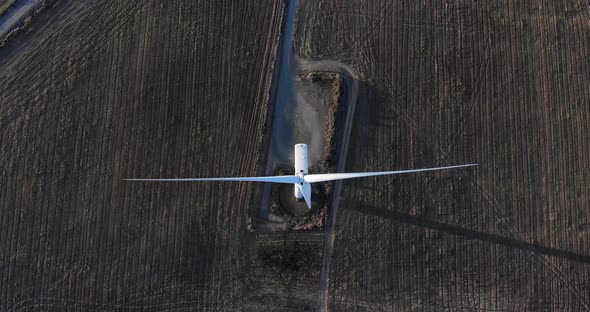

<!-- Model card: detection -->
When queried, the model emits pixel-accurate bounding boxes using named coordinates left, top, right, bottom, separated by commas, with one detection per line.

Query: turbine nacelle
left=293, top=143, right=309, bottom=200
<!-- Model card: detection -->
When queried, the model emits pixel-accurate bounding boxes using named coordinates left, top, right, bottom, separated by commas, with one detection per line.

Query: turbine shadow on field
left=351, top=203, right=590, bottom=264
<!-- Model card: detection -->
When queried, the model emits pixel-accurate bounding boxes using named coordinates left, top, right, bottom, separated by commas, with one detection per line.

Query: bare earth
left=296, top=0, right=590, bottom=310
left=0, top=0, right=283, bottom=310
left=1, top=0, right=590, bottom=311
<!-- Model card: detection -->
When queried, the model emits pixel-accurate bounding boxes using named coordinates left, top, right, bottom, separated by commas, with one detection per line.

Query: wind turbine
left=125, top=144, right=477, bottom=208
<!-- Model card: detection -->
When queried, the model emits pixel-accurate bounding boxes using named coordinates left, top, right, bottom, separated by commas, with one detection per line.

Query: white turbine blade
left=124, top=175, right=300, bottom=184
left=303, top=164, right=478, bottom=183
left=296, top=182, right=312, bottom=209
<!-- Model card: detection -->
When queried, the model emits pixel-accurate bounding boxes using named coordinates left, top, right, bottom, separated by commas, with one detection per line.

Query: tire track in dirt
left=296, top=59, right=359, bottom=312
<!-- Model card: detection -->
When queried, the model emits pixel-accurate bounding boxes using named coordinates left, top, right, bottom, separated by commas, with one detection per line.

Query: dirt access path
left=0, top=0, right=43, bottom=40
left=298, top=59, right=359, bottom=312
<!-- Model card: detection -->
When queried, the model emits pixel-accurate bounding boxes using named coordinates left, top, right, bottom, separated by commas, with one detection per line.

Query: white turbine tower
left=125, top=144, right=477, bottom=209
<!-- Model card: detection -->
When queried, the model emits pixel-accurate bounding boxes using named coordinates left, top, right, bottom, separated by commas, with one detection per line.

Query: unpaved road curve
left=298, top=58, right=359, bottom=312
left=0, top=0, right=43, bottom=40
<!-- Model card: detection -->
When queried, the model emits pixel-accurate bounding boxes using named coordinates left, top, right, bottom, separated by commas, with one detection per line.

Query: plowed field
left=295, top=0, right=590, bottom=310
left=2, top=0, right=590, bottom=311
left=0, top=0, right=284, bottom=310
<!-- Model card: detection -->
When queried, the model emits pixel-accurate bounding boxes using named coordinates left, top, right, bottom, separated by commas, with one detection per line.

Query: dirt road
left=298, top=59, right=359, bottom=312
left=0, top=0, right=42, bottom=40
left=259, top=0, right=297, bottom=219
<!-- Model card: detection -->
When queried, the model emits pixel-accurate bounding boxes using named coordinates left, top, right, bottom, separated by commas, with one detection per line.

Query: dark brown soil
left=245, top=239, right=323, bottom=311
left=295, top=0, right=590, bottom=310
left=278, top=184, right=309, bottom=217
left=2, top=0, right=590, bottom=311
left=0, top=0, right=284, bottom=310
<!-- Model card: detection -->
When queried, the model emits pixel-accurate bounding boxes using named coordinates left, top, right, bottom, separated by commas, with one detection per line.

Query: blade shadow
left=350, top=203, right=590, bottom=264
